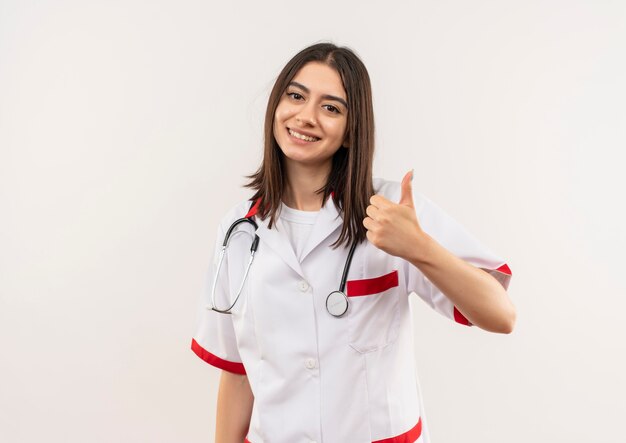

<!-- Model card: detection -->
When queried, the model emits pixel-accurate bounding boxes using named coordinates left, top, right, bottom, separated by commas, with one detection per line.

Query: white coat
left=191, top=176, right=512, bottom=443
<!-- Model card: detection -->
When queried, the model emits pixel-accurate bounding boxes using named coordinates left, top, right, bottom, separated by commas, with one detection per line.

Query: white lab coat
left=191, top=177, right=512, bottom=443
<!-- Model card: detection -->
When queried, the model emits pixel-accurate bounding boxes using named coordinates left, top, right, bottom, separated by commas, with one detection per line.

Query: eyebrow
left=287, top=81, right=348, bottom=109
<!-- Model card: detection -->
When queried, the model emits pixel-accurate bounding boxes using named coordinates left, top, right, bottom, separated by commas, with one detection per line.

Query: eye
left=324, top=105, right=340, bottom=114
left=287, top=92, right=303, bottom=100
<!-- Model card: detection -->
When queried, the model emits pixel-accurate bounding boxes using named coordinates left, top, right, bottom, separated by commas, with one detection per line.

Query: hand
left=363, top=170, right=426, bottom=260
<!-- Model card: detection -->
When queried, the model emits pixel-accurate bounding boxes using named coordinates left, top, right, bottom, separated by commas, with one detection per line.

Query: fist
left=363, top=170, right=424, bottom=260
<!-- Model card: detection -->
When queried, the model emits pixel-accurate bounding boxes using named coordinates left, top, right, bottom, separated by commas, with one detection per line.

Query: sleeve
left=190, top=218, right=247, bottom=374
left=404, top=193, right=512, bottom=327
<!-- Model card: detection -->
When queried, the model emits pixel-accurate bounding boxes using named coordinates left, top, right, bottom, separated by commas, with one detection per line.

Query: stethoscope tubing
left=210, top=214, right=356, bottom=317
left=210, top=217, right=259, bottom=314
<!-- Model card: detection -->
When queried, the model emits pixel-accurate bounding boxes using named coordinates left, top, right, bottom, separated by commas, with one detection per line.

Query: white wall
left=1, top=1, right=624, bottom=441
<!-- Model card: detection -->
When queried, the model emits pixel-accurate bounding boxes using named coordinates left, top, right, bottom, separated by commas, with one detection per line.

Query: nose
left=295, top=101, right=317, bottom=126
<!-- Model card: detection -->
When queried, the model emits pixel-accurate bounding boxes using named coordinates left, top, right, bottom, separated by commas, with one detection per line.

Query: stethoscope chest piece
left=324, top=239, right=358, bottom=318
left=326, top=290, right=349, bottom=317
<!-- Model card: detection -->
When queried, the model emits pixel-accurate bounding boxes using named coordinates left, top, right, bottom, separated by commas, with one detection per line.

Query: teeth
left=289, top=128, right=319, bottom=142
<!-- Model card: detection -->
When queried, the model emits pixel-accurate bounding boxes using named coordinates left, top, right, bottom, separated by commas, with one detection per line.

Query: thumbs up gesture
left=363, top=170, right=425, bottom=260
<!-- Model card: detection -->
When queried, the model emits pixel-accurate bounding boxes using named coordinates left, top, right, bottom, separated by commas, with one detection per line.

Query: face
left=273, top=62, right=349, bottom=170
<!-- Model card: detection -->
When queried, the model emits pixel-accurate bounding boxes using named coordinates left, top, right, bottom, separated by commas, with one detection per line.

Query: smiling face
left=272, top=61, right=350, bottom=173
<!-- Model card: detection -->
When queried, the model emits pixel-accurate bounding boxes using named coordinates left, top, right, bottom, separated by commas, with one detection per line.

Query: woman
left=191, top=42, right=515, bottom=443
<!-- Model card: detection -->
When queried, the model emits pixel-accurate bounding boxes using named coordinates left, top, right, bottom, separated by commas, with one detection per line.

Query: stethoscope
left=209, top=215, right=357, bottom=317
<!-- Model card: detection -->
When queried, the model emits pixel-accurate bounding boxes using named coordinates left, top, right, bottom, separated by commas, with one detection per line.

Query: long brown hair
left=243, top=42, right=375, bottom=250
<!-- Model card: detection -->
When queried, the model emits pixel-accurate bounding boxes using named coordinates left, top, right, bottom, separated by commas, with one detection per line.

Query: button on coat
left=298, top=280, right=310, bottom=292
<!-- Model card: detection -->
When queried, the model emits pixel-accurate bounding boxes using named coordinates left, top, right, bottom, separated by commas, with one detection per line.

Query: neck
left=282, top=160, right=331, bottom=211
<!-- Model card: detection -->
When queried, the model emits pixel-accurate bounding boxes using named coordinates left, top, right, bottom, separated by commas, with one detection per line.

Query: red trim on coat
left=373, top=416, right=422, bottom=443
left=191, top=338, right=247, bottom=375
left=347, top=270, right=399, bottom=297
left=496, top=263, right=512, bottom=275
left=454, top=263, right=512, bottom=327
left=246, top=198, right=262, bottom=218
left=244, top=417, right=422, bottom=443
left=453, top=306, right=473, bottom=326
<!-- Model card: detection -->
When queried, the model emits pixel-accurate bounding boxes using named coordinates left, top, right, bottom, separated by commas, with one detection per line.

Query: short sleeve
left=404, top=193, right=512, bottom=327
left=190, top=219, right=246, bottom=374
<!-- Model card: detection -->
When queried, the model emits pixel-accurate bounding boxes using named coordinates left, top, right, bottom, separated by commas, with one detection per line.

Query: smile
left=288, top=128, right=320, bottom=142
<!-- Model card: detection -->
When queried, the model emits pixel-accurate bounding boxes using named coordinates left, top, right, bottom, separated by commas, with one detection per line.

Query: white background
left=1, top=1, right=625, bottom=442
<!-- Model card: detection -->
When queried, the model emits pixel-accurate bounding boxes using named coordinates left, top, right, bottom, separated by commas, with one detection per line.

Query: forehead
left=291, top=62, right=347, bottom=100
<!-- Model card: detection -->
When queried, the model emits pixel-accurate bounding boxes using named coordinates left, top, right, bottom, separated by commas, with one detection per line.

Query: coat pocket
left=346, top=269, right=401, bottom=353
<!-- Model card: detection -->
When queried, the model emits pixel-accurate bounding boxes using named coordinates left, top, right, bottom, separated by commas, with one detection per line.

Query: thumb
left=398, top=169, right=414, bottom=208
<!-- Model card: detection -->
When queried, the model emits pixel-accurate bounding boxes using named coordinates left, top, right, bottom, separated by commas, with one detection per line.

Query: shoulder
left=372, top=176, right=427, bottom=213
left=217, top=198, right=257, bottom=232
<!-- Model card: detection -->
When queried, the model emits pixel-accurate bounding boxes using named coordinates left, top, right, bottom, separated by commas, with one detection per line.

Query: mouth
left=287, top=127, right=321, bottom=143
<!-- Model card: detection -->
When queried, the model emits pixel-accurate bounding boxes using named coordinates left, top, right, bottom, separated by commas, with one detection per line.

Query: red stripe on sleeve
left=191, top=338, right=246, bottom=375
left=373, top=417, right=422, bottom=443
left=496, top=263, right=512, bottom=275
left=453, top=306, right=473, bottom=326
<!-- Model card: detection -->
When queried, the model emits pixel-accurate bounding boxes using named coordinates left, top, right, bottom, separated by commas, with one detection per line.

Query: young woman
left=191, top=42, right=515, bottom=443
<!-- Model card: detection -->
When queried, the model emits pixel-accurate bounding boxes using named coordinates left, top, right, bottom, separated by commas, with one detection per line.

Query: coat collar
left=245, top=191, right=343, bottom=280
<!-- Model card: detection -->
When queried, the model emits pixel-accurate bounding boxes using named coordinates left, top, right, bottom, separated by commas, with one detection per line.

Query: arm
left=364, top=171, right=515, bottom=334
left=215, top=371, right=254, bottom=443
left=408, top=232, right=516, bottom=333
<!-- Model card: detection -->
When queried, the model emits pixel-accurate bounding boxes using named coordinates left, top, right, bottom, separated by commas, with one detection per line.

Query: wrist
left=408, top=231, right=436, bottom=267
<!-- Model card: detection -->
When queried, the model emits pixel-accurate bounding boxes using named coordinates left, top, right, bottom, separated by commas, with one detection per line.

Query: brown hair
left=243, top=41, right=375, bottom=250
